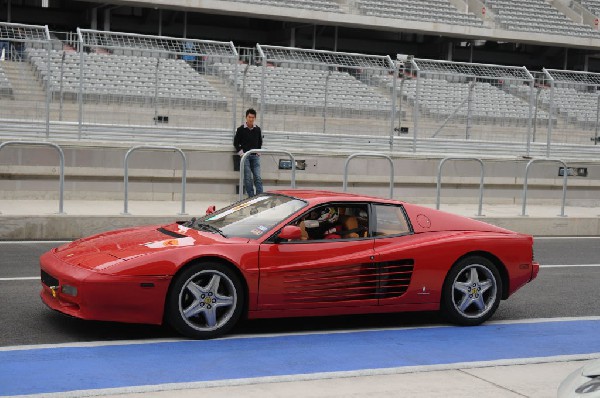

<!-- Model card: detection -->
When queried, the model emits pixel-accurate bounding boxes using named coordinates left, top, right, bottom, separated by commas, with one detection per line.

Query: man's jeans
left=243, top=154, right=263, bottom=197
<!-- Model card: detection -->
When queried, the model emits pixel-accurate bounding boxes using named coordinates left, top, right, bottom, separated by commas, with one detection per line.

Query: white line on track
left=540, top=264, right=600, bottom=268
left=0, top=277, right=39, bottom=281
left=0, top=241, right=70, bottom=244
left=2, top=316, right=600, bottom=352
left=535, top=236, right=600, bottom=239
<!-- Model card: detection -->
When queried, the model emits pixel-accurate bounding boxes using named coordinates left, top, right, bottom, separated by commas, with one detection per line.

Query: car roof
left=270, top=189, right=401, bottom=205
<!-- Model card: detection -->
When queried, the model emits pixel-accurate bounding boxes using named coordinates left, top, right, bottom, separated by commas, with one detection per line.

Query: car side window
left=373, top=204, right=411, bottom=237
left=292, top=203, right=369, bottom=241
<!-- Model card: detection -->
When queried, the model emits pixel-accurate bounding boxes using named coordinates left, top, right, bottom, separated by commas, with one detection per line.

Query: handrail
left=238, top=149, right=296, bottom=200
left=123, top=145, right=187, bottom=215
left=521, top=159, right=568, bottom=217
left=436, top=157, right=484, bottom=216
left=343, top=152, right=394, bottom=199
left=0, top=141, right=65, bottom=214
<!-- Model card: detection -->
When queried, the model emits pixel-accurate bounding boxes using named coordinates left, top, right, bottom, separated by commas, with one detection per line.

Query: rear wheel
left=441, top=256, right=502, bottom=326
left=166, top=262, right=244, bottom=339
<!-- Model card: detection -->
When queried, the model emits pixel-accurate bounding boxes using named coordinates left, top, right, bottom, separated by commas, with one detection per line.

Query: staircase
left=0, top=60, right=49, bottom=122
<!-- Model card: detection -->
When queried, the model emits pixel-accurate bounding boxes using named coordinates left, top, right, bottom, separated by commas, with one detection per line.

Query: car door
left=257, top=203, right=377, bottom=311
left=371, top=203, right=437, bottom=305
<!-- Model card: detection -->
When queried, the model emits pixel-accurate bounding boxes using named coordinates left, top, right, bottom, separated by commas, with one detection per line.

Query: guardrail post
left=343, top=153, right=394, bottom=199
left=436, top=157, right=485, bottom=216
left=521, top=159, right=568, bottom=217
left=238, top=149, right=296, bottom=201
left=0, top=141, right=65, bottom=214
left=123, top=145, right=188, bottom=215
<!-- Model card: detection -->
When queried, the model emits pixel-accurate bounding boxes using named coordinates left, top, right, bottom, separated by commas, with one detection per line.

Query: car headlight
left=61, top=284, right=78, bottom=297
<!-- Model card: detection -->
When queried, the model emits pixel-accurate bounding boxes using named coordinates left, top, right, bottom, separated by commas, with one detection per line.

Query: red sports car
left=40, top=190, right=539, bottom=339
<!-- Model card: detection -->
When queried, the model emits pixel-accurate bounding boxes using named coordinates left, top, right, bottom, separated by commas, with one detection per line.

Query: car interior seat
left=341, top=215, right=360, bottom=238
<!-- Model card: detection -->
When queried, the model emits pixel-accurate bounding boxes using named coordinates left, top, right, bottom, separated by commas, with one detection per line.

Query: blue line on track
left=1, top=319, right=599, bottom=396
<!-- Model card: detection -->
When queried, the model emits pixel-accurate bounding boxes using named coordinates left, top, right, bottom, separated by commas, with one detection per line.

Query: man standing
left=234, top=108, right=263, bottom=197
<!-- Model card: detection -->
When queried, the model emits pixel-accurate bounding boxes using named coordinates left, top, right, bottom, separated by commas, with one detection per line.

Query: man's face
left=246, top=113, right=256, bottom=128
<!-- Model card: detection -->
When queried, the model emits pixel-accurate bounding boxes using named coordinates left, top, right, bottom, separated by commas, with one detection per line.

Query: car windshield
left=193, top=193, right=306, bottom=239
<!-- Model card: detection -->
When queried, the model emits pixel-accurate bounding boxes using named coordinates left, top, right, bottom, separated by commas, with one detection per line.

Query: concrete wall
left=1, top=142, right=599, bottom=206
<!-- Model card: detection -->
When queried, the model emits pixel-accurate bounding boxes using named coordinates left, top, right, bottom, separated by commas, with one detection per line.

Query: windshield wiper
left=196, top=222, right=227, bottom=238
left=183, top=217, right=197, bottom=227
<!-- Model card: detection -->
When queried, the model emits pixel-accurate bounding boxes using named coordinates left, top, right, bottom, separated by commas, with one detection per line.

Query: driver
left=303, top=207, right=341, bottom=239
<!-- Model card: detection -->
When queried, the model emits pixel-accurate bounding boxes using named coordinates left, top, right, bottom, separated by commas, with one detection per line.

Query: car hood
left=54, top=223, right=235, bottom=269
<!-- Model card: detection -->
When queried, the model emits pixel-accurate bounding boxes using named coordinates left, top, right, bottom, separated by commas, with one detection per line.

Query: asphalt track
left=1, top=238, right=599, bottom=397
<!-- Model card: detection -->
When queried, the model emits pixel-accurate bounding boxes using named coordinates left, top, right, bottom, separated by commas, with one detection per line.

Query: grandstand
left=27, top=49, right=228, bottom=108
left=485, top=0, right=600, bottom=37
left=356, top=0, right=483, bottom=27
left=0, top=63, right=13, bottom=98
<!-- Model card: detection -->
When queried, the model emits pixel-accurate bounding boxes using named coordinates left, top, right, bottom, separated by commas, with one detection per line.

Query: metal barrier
left=436, top=157, right=484, bottom=216
left=343, top=153, right=394, bottom=199
left=0, top=141, right=65, bottom=214
left=238, top=149, right=296, bottom=200
left=521, top=159, right=568, bottom=217
left=123, top=145, right=187, bottom=215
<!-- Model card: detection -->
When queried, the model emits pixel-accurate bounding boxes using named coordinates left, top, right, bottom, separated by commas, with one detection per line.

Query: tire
left=441, top=256, right=502, bottom=326
left=166, top=262, right=244, bottom=339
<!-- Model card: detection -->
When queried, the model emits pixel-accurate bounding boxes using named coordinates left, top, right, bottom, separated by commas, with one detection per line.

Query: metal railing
left=343, top=152, right=394, bottom=198
left=521, top=159, right=568, bottom=217
left=436, top=157, right=484, bottom=216
left=0, top=141, right=65, bottom=214
left=123, top=145, right=188, bottom=215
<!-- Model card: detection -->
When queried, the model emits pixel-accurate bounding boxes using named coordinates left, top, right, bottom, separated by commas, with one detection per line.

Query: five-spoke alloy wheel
left=166, top=262, right=244, bottom=339
left=441, top=256, right=502, bottom=326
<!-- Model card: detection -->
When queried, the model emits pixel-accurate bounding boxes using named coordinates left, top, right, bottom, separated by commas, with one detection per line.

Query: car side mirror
left=278, top=225, right=302, bottom=240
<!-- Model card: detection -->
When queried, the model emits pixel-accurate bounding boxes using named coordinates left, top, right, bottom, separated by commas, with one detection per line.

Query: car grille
left=283, top=260, right=414, bottom=303
left=41, top=270, right=59, bottom=287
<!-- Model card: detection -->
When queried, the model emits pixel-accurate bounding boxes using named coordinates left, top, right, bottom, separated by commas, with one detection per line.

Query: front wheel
left=166, top=262, right=244, bottom=339
left=441, top=256, right=502, bottom=326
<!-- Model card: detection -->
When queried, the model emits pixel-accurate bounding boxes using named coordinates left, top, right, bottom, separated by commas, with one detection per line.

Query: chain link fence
left=541, top=68, right=600, bottom=149
left=397, top=56, right=552, bottom=155
left=0, top=22, right=53, bottom=136
left=253, top=44, right=397, bottom=139
left=1, top=21, right=599, bottom=157
left=73, top=29, right=238, bottom=136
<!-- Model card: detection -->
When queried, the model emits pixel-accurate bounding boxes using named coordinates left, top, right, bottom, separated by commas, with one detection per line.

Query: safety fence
left=1, top=22, right=600, bottom=158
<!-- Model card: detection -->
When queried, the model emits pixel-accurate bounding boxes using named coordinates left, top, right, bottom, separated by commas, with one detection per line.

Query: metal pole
left=45, top=42, right=51, bottom=138
left=153, top=57, right=160, bottom=125
left=465, top=80, right=474, bottom=140
left=595, top=94, right=600, bottom=145
left=231, top=46, right=238, bottom=134
left=77, top=28, right=83, bottom=140
left=389, top=63, right=398, bottom=151
left=260, top=56, right=266, bottom=131
left=413, top=70, right=420, bottom=153
left=525, top=79, right=534, bottom=157
left=547, top=79, right=554, bottom=158
left=322, top=70, right=331, bottom=134
left=59, top=51, right=65, bottom=121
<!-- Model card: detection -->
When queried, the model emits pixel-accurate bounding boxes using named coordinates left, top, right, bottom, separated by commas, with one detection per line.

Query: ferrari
left=40, top=190, right=539, bottom=339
